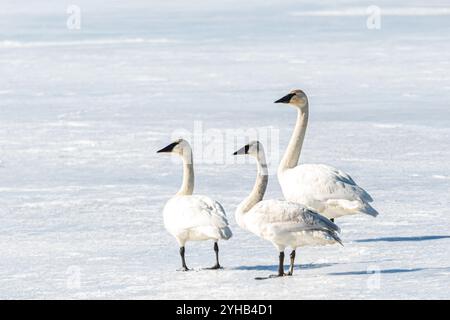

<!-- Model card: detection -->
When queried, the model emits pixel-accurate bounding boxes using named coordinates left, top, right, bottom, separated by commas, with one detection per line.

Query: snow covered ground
left=0, top=0, right=449, bottom=299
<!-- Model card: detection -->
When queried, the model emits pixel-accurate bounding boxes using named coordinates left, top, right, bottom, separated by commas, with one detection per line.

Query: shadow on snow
left=329, top=268, right=424, bottom=276
left=329, top=266, right=450, bottom=276
left=355, top=235, right=450, bottom=243
left=233, top=262, right=336, bottom=271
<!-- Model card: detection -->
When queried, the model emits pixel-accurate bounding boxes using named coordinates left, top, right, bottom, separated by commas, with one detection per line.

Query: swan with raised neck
left=274, top=89, right=379, bottom=220
left=275, top=89, right=309, bottom=175
left=157, top=138, right=232, bottom=271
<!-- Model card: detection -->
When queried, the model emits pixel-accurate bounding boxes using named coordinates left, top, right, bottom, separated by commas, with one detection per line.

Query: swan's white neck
left=237, top=151, right=268, bottom=218
left=278, top=103, right=309, bottom=175
left=176, top=150, right=194, bottom=196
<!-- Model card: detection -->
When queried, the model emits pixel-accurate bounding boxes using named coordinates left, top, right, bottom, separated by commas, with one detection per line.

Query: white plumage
left=157, top=139, right=232, bottom=271
left=163, top=195, right=232, bottom=246
left=279, top=164, right=378, bottom=219
left=240, top=199, right=342, bottom=250
left=234, top=141, right=341, bottom=278
left=275, top=90, right=379, bottom=220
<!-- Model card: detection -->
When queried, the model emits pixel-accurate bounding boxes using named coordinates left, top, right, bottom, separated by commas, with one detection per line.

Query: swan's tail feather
left=316, top=229, right=343, bottom=246
left=358, top=202, right=379, bottom=217
left=220, top=226, right=233, bottom=240
left=313, top=212, right=341, bottom=233
left=291, top=227, right=343, bottom=246
left=329, top=231, right=344, bottom=247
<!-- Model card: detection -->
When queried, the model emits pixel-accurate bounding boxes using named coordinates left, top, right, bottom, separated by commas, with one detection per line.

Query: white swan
left=275, top=90, right=379, bottom=221
left=233, top=141, right=342, bottom=278
left=157, top=139, right=232, bottom=271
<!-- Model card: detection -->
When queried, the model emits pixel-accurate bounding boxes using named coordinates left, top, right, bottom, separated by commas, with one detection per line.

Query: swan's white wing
left=245, top=200, right=342, bottom=247
left=288, top=164, right=372, bottom=202
left=281, top=164, right=378, bottom=218
left=163, top=195, right=232, bottom=240
left=247, top=200, right=340, bottom=233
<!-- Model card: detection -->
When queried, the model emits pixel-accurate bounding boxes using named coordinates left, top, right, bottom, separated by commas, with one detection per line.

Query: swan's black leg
left=178, top=246, right=189, bottom=271
left=277, top=251, right=285, bottom=276
left=206, top=242, right=222, bottom=269
left=287, top=250, right=296, bottom=276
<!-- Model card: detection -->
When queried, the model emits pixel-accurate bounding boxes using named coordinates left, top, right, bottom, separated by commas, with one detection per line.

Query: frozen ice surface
left=0, top=0, right=449, bottom=299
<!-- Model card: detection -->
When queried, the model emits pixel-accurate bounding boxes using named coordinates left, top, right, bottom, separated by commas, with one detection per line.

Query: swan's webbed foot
left=205, top=263, right=223, bottom=270
left=272, top=272, right=286, bottom=278
left=255, top=273, right=286, bottom=280
left=177, top=266, right=190, bottom=272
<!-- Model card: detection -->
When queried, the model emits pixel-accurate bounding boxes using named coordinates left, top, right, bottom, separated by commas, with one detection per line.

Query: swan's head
left=274, top=89, right=308, bottom=109
left=157, top=138, right=191, bottom=157
left=232, top=140, right=263, bottom=158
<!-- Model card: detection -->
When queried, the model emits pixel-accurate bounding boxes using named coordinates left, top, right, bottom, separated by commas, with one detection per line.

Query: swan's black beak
left=157, top=141, right=179, bottom=153
left=233, top=144, right=250, bottom=155
left=274, top=93, right=295, bottom=104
